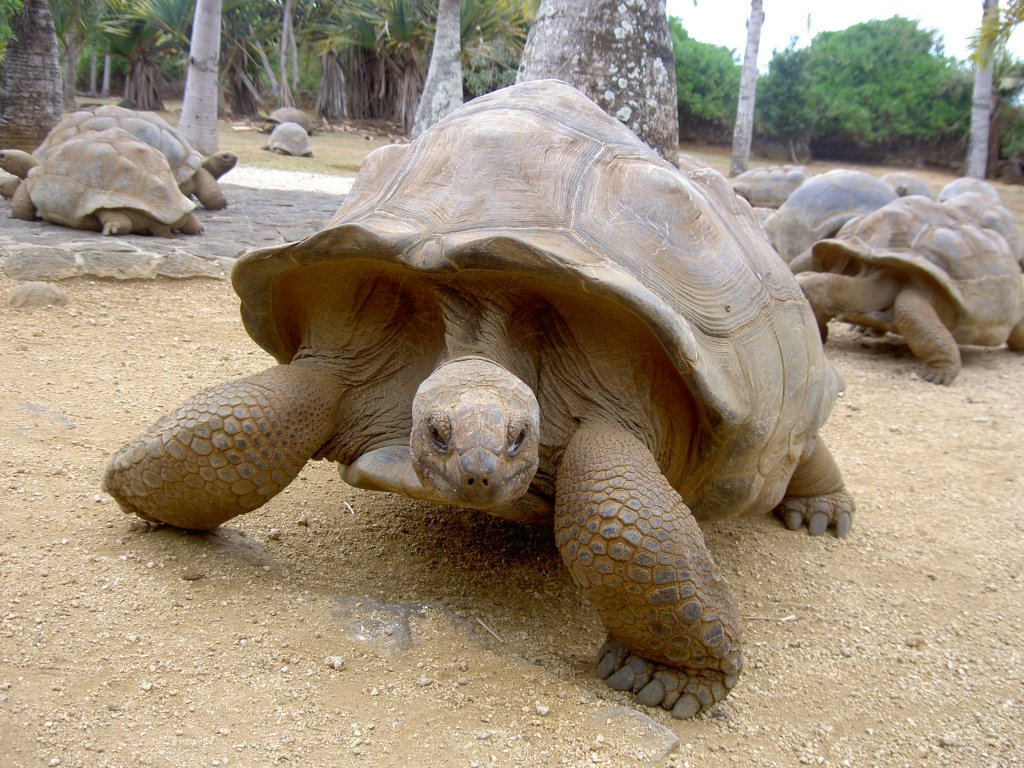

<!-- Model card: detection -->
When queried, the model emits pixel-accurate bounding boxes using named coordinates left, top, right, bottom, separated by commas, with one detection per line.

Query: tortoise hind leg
left=103, top=364, right=344, bottom=530
left=775, top=435, right=854, bottom=537
left=555, top=421, right=743, bottom=719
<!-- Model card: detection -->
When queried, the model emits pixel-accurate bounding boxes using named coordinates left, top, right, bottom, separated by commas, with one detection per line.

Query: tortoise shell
left=731, top=164, right=811, bottom=209
left=764, top=169, right=898, bottom=264
left=265, top=122, right=312, bottom=156
left=811, top=196, right=1024, bottom=347
left=24, top=127, right=196, bottom=229
left=232, top=79, right=842, bottom=521
left=35, top=105, right=203, bottom=186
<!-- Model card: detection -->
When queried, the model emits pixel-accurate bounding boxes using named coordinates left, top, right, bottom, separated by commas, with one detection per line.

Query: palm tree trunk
left=0, top=0, right=64, bottom=151
left=316, top=51, right=347, bottom=120
left=411, top=0, right=463, bottom=138
left=179, top=0, right=223, bottom=154
left=517, top=0, right=678, bottom=162
left=966, top=0, right=999, bottom=178
left=730, top=0, right=764, bottom=176
left=278, top=0, right=295, bottom=108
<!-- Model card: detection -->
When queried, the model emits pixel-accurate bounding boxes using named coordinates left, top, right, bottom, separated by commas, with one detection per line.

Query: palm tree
left=0, top=0, right=64, bottom=151
left=967, top=0, right=1000, bottom=178
left=729, top=0, right=764, bottom=176
left=411, top=0, right=463, bottom=138
left=517, top=0, right=679, bottom=161
left=178, top=0, right=222, bottom=153
left=98, top=0, right=193, bottom=111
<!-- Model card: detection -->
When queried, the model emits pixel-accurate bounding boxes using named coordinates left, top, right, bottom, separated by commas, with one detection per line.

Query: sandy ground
left=1, top=220, right=1022, bottom=766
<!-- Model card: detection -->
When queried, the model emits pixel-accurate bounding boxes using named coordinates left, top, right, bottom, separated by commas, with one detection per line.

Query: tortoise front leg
left=775, top=435, right=854, bottom=537
left=10, top=180, right=37, bottom=221
left=892, top=286, right=961, bottom=384
left=103, top=364, right=344, bottom=530
left=554, top=421, right=743, bottom=719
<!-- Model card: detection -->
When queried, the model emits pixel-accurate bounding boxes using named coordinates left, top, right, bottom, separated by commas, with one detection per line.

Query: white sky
left=664, top=0, right=1024, bottom=68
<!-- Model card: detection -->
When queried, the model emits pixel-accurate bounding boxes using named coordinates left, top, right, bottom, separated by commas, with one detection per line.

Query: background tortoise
left=764, top=169, right=898, bottom=271
left=731, top=164, right=811, bottom=209
left=941, top=190, right=1024, bottom=268
left=937, top=177, right=1001, bottom=203
left=263, top=121, right=313, bottom=157
left=880, top=171, right=935, bottom=199
left=266, top=107, right=315, bottom=134
left=103, top=79, right=853, bottom=719
left=799, top=195, right=1024, bottom=384
left=0, top=105, right=235, bottom=210
left=10, top=127, right=202, bottom=237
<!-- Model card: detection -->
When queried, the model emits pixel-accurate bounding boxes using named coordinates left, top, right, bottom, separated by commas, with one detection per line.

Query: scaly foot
left=775, top=490, right=854, bottom=538
left=597, top=637, right=741, bottom=719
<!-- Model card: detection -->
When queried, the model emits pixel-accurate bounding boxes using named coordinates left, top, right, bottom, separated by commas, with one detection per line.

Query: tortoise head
left=411, top=357, right=539, bottom=509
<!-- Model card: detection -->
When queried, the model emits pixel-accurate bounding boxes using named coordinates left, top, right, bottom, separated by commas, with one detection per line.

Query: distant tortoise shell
left=764, top=170, right=898, bottom=264
left=265, top=122, right=312, bottom=157
left=267, top=107, right=314, bottom=133
left=811, top=196, right=1024, bottom=347
left=233, top=79, right=841, bottom=521
left=880, top=172, right=935, bottom=199
left=942, top=191, right=1024, bottom=269
left=36, top=105, right=202, bottom=186
left=937, top=177, right=1001, bottom=203
left=732, top=165, right=811, bottom=208
left=24, top=127, right=196, bottom=230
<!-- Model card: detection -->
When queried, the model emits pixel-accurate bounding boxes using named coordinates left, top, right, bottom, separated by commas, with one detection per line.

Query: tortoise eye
left=507, top=415, right=528, bottom=456
left=428, top=411, right=451, bottom=453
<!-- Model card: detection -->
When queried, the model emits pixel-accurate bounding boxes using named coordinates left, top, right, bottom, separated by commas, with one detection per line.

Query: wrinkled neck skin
left=410, top=357, right=540, bottom=510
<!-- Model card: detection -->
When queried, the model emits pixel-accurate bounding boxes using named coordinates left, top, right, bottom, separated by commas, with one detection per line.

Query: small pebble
left=324, top=656, right=345, bottom=671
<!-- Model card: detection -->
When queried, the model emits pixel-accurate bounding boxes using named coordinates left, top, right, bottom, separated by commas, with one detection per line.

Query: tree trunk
left=411, top=0, right=463, bottom=139
left=729, top=0, right=764, bottom=176
left=966, top=0, right=999, bottom=178
left=316, top=51, right=347, bottom=120
left=0, top=0, right=64, bottom=152
left=102, top=54, right=112, bottom=95
left=179, top=0, right=223, bottom=154
left=89, top=45, right=99, bottom=95
left=62, top=34, right=81, bottom=107
left=124, top=56, right=165, bottom=111
left=517, top=0, right=679, bottom=162
left=278, top=0, right=295, bottom=108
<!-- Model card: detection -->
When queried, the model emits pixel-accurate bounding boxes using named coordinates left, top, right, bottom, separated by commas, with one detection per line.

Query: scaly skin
left=103, top=364, right=343, bottom=529
left=554, top=421, right=743, bottom=719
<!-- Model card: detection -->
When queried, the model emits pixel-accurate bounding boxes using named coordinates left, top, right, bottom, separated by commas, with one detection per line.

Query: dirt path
left=1, top=268, right=1021, bottom=768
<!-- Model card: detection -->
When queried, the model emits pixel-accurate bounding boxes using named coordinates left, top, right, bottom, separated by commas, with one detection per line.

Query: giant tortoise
left=731, top=164, right=811, bottom=209
left=799, top=195, right=1024, bottom=384
left=10, top=128, right=203, bottom=237
left=764, top=169, right=898, bottom=270
left=102, top=80, right=854, bottom=719
left=0, top=105, right=235, bottom=210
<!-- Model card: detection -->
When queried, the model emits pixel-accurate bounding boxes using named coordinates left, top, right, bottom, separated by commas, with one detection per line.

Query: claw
left=775, top=491, right=854, bottom=538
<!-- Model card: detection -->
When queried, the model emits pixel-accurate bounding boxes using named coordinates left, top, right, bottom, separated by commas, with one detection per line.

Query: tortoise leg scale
left=103, top=364, right=343, bottom=530
left=554, top=421, right=743, bottom=718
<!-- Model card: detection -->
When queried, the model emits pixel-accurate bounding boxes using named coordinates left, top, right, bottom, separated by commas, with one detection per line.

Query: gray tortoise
left=764, top=169, right=898, bottom=270
left=263, top=121, right=313, bottom=157
left=880, top=171, right=935, bottom=199
left=731, top=164, right=811, bottom=209
left=103, top=80, right=854, bottom=719
left=266, top=107, right=315, bottom=134
left=0, top=105, right=236, bottom=210
left=9, top=128, right=203, bottom=237
left=942, top=190, right=1024, bottom=268
left=799, top=195, right=1024, bottom=384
